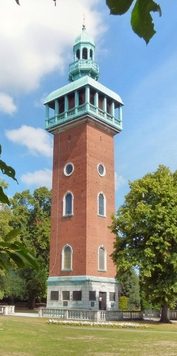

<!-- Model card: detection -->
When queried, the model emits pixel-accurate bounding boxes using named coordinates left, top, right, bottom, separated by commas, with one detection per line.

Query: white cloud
left=115, top=172, right=127, bottom=191
left=5, top=125, right=52, bottom=157
left=0, top=93, right=17, bottom=114
left=0, top=0, right=104, bottom=94
left=21, top=169, right=52, bottom=188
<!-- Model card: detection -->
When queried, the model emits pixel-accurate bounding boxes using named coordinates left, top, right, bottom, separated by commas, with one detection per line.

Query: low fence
left=168, top=310, right=177, bottom=320
left=0, top=305, right=15, bottom=315
left=143, top=309, right=177, bottom=321
left=39, top=308, right=143, bottom=321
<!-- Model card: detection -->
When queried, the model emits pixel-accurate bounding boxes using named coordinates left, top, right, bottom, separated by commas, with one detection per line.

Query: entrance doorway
left=99, top=292, right=106, bottom=310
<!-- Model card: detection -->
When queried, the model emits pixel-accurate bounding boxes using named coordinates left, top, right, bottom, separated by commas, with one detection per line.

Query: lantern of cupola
left=69, top=24, right=99, bottom=81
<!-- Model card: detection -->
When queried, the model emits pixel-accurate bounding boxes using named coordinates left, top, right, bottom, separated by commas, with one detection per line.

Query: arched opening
left=98, top=246, right=106, bottom=271
left=98, top=192, right=106, bottom=216
left=90, top=49, right=93, bottom=59
left=90, top=89, right=95, bottom=105
left=63, top=192, right=74, bottom=216
left=82, top=47, right=88, bottom=59
left=76, top=48, right=80, bottom=60
left=62, top=245, right=73, bottom=271
left=78, top=88, right=85, bottom=105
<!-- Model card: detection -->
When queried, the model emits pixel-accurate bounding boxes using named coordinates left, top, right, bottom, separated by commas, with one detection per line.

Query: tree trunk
left=160, top=304, right=170, bottom=323
left=28, top=297, right=36, bottom=309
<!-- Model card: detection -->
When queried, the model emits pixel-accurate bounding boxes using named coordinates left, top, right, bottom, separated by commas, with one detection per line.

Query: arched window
left=62, top=245, right=73, bottom=271
left=98, top=246, right=106, bottom=271
left=63, top=192, right=74, bottom=216
left=76, top=49, right=80, bottom=60
left=90, top=49, right=93, bottom=59
left=82, top=47, right=88, bottom=59
left=98, top=192, right=106, bottom=217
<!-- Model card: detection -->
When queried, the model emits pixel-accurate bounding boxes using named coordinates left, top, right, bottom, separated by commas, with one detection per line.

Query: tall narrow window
left=98, top=246, right=106, bottom=271
left=62, top=245, right=73, bottom=271
left=98, top=193, right=106, bottom=216
left=76, top=49, right=80, bottom=60
left=82, top=47, right=87, bottom=59
left=63, top=192, right=74, bottom=216
left=90, top=49, right=93, bottom=59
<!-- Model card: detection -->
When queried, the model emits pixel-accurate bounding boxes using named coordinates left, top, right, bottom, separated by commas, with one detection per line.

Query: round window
left=97, top=163, right=106, bottom=177
left=64, top=162, right=74, bottom=176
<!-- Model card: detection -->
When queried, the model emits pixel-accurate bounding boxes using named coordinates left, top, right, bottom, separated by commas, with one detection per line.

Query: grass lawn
left=0, top=317, right=177, bottom=355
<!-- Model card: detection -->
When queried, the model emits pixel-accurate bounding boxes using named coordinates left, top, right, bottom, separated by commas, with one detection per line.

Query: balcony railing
left=46, top=102, right=122, bottom=131
left=69, top=60, right=99, bottom=74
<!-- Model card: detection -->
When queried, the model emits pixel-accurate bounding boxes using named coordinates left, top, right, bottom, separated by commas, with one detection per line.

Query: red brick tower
left=45, top=26, right=123, bottom=310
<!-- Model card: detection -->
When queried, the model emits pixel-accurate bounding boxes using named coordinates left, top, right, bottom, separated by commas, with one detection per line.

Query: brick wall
left=49, top=118, right=116, bottom=279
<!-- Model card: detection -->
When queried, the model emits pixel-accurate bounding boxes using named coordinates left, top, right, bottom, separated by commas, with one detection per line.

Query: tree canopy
left=14, top=0, right=162, bottom=43
left=111, top=165, right=177, bottom=322
left=9, top=187, right=51, bottom=307
left=0, top=145, right=38, bottom=274
left=0, top=187, right=51, bottom=306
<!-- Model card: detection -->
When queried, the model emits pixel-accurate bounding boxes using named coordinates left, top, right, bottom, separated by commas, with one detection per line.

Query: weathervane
left=82, top=14, right=86, bottom=30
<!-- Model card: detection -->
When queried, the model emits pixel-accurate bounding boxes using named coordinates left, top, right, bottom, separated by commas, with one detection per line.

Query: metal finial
left=53, top=0, right=57, bottom=6
left=82, top=15, right=86, bottom=30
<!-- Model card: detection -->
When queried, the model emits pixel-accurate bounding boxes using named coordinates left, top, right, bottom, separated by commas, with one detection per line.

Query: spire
left=82, top=14, right=86, bottom=31
left=68, top=26, right=99, bottom=82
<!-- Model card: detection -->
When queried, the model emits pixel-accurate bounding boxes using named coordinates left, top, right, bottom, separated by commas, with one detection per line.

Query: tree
left=111, top=165, right=177, bottom=323
left=9, top=187, right=51, bottom=307
left=10, top=187, right=51, bottom=263
left=118, top=269, right=140, bottom=310
left=0, top=145, right=37, bottom=274
left=14, top=0, right=162, bottom=43
left=2, top=269, right=25, bottom=304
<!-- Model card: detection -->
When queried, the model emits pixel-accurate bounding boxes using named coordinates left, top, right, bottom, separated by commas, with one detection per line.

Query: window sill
left=62, top=214, right=74, bottom=218
left=97, top=214, right=106, bottom=218
left=61, top=269, right=73, bottom=272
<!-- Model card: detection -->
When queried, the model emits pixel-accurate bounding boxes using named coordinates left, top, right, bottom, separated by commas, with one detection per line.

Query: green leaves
left=0, top=144, right=17, bottom=205
left=14, top=0, right=161, bottom=43
left=106, top=0, right=134, bottom=14
left=106, top=0, right=162, bottom=43
left=131, top=0, right=161, bottom=43
left=0, top=229, right=38, bottom=271
left=0, top=159, right=17, bottom=182
left=0, top=186, right=9, bottom=205
left=15, top=0, right=57, bottom=6
left=111, top=165, right=177, bottom=317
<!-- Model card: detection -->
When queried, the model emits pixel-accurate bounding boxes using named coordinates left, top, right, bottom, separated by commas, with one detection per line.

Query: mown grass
left=0, top=317, right=177, bottom=355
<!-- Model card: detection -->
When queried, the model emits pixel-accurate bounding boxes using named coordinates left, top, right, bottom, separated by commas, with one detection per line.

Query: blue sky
left=0, top=0, right=177, bottom=209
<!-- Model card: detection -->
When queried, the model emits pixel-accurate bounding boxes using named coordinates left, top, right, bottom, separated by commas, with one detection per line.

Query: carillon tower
left=45, top=25, right=123, bottom=311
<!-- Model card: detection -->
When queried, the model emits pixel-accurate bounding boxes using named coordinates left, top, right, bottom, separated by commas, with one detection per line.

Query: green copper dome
left=74, top=25, right=95, bottom=46
left=69, top=25, right=99, bottom=82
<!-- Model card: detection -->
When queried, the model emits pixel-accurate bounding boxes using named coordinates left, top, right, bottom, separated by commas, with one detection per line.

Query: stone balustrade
left=0, top=305, right=15, bottom=315
left=39, top=308, right=143, bottom=321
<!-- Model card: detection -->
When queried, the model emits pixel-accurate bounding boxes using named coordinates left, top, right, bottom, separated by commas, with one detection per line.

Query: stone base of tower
left=47, top=276, right=119, bottom=311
